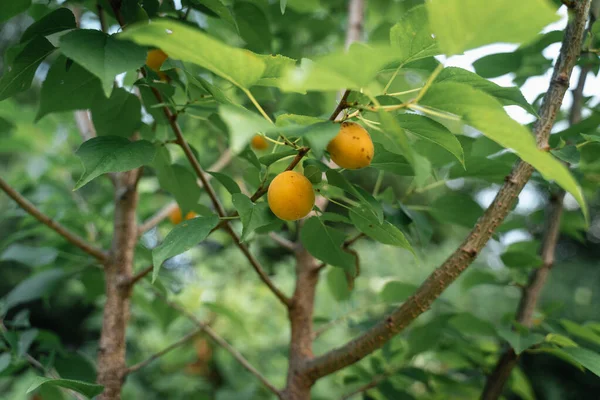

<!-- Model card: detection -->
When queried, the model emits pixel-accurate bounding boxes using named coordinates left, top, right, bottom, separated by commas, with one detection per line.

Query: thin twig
left=329, top=90, right=352, bottom=121
left=0, top=177, right=108, bottom=262
left=124, top=265, right=153, bottom=288
left=149, top=287, right=282, bottom=398
left=269, top=232, right=298, bottom=251
left=126, top=327, right=203, bottom=374
left=301, top=0, right=592, bottom=382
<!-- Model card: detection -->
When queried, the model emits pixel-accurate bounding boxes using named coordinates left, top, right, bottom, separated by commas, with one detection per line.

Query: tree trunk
left=97, top=171, right=139, bottom=400
left=282, top=249, right=319, bottom=400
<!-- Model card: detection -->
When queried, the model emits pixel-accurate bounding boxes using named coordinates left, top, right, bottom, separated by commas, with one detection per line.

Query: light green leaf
left=428, top=192, right=483, bottom=228
left=420, top=82, right=587, bottom=220
left=498, top=326, right=545, bottom=355
left=259, top=149, right=297, bottom=166
left=370, top=143, right=413, bottom=176
left=545, top=333, right=579, bottom=348
left=426, top=0, right=559, bottom=55
left=20, top=8, right=76, bottom=43
left=36, top=56, right=104, bottom=120
left=326, top=267, right=352, bottom=302
left=378, top=111, right=415, bottom=165
left=380, top=281, right=418, bottom=303
left=120, top=19, right=265, bottom=89
left=60, top=29, right=146, bottom=96
left=0, top=0, right=31, bottom=23
left=3, top=269, right=66, bottom=312
left=560, top=320, right=600, bottom=346
left=435, top=67, right=536, bottom=115
left=208, top=171, right=241, bottom=195
left=0, top=36, right=55, bottom=101
left=280, top=43, right=404, bottom=92
left=74, top=136, right=156, bottom=189
left=300, top=217, right=355, bottom=271
left=349, top=206, right=414, bottom=253
left=390, top=5, right=439, bottom=65
left=152, top=147, right=201, bottom=215
left=232, top=194, right=275, bottom=241
left=276, top=114, right=339, bottom=157
left=219, top=104, right=274, bottom=154
left=152, top=214, right=220, bottom=281
left=397, top=113, right=464, bottom=165
left=256, top=54, right=297, bottom=87
left=91, top=88, right=142, bottom=137
left=27, top=377, right=104, bottom=399
left=561, top=347, right=600, bottom=377
left=501, top=241, right=542, bottom=269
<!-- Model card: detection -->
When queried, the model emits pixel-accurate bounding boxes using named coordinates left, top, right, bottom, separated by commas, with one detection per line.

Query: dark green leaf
left=380, top=281, right=418, bottom=303
left=20, top=8, right=76, bottom=43
left=551, top=145, right=580, bottom=164
left=259, top=149, right=298, bottom=166
left=370, top=143, right=413, bottom=176
left=326, top=267, right=352, bottom=302
left=27, top=377, right=104, bottom=399
left=304, top=165, right=322, bottom=184
left=3, top=269, right=66, bottom=312
left=0, top=0, right=31, bottom=22
left=560, top=347, right=600, bottom=377
left=300, top=217, right=354, bottom=271
left=349, top=206, right=414, bottom=253
left=498, top=326, right=545, bottom=355
left=233, top=2, right=271, bottom=52
left=232, top=194, right=275, bottom=241
left=91, top=88, right=142, bottom=137
left=428, top=192, right=483, bottom=228
left=153, top=147, right=201, bottom=216
left=207, top=171, right=241, bottom=194
left=390, top=5, right=439, bottom=65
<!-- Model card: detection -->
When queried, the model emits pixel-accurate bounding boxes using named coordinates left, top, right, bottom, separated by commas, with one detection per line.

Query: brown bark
left=97, top=170, right=139, bottom=400
left=301, top=0, right=591, bottom=382
left=281, top=249, right=320, bottom=400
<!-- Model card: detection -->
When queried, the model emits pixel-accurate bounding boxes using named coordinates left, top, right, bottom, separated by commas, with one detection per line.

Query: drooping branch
left=480, top=36, right=593, bottom=399
left=0, top=177, right=108, bottom=263
left=126, top=327, right=203, bottom=374
left=301, top=0, right=592, bottom=382
left=149, top=287, right=282, bottom=398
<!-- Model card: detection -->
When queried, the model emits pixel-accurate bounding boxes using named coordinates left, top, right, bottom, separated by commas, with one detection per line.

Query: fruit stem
left=386, top=87, right=422, bottom=97
left=412, top=63, right=443, bottom=104
left=382, top=62, right=406, bottom=94
left=372, top=171, right=384, bottom=197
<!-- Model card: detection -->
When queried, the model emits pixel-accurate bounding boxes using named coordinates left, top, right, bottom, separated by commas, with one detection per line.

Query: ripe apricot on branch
left=146, top=49, right=168, bottom=72
left=327, top=122, right=374, bottom=169
left=169, top=207, right=197, bottom=225
left=251, top=135, right=268, bottom=150
left=268, top=171, right=315, bottom=221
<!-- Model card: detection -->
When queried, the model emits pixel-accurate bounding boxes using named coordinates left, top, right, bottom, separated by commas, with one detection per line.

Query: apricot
left=251, top=135, right=268, bottom=150
left=168, top=207, right=197, bottom=225
left=146, top=49, right=168, bottom=72
left=267, top=171, right=315, bottom=221
left=327, top=122, right=374, bottom=169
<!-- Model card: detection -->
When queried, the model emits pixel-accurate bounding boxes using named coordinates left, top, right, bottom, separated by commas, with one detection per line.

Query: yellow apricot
left=327, top=122, right=374, bottom=169
left=146, top=49, right=168, bottom=72
left=268, top=171, right=315, bottom=221
left=251, top=135, right=268, bottom=150
left=168, top=207, right=197, bottom=225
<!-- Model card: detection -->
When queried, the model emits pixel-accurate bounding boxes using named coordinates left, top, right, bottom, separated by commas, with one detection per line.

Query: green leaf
left=300, top=217, right=355, bottom=271
left=207, top=171, right=241, bottom=195
left=428, top=192, right=483, bottom=228
left=370, top=143, right=413, bottom=176
left=498, top=326, right=545, bottom=355
left=20, top=8, right=76, bottom=43
left=74, top=136, right=156, bottom=189
left=560, top=347, right=600, bottom=377
left=545, top=333, right=579, bottom=348
left=259, top=149, right=297, bottom=166
left=152, top=214, right=220, bottom=281
left=91, top=88, right=141, bottom=137
left=256, top=54, right=297, bottom=87
left=0, top=36, right=55, bottom=101
left=280, top=0, right=287, bottom=14
left=3, top=269, right=66, bottom=312
left=551, top=145, right=580, bottom=164
left=449, top=313, right=497, bottom=337
left=390, top=5, right=439, bottom=65
left=276, top=114, right=339, bottom=157
left=581, top=133, right=600, bottom=143
left=152, top=147, right=201, bottom=216
left=501, top=241, right=542, bottom=269
left=36, top=56, right=104, bottom=120
left=434, top=67, right=536, bottom=115
left=186, top=0, right=237, bottom=28
left=280, top=43, right=405, bottom=92
left=60, top=29, right=146, bottom=96
left=326, top=267, right=352, bottom=301
left=349, top=206, right=414, bottom=253
left=120, top=19, right=265, bottom=90
left=304, top=164, right=322, bottom=184
left=0, top=0, right=31, bottom=23
left=0, top=353, right=11, bottom=373
left=560, top=320, right=600, bottom=346
left=378, top=111, right=415, bottom=166
left=233, top=2, right=272, bottom=52
left=420, top=82, right=587, bottom=220
left=397, top=113, right=464, bottom=165
left=219, top=104, right=273, bottom=154
left=232, top=194, right=275, bottom=241
left=426, top=0, right=559, bottom=55
left=380, top=281, right=418, bottom=303
left=27, top=377, right=104, bottom=399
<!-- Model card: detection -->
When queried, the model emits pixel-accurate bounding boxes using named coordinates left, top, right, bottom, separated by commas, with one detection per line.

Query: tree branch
left=149, top=287, right=282, bottom=398
left=0, top=177, right=108, bottom=262
left=301, top=0, right=592, bottom=383
left=126, top=327, right=203, bottom=374
left=480, top=27, right=593, bottom=399
left=269, top=232, right=298, bottom=251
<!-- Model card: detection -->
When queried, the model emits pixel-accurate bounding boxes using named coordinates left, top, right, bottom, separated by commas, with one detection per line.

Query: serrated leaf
left=420, top=82, right=587, bottom=220
left=91, top=87, right=142, bottom=137
left=60, top=29, right=146, bottom=96
left=152, top=215, right=220, bottom=281
left=300, top=217, right=354, bottom=271
left=0, top=36, right=55, bottom=101
left=207, top=171, right=241, bottom=194
left=426, top=0, right=559, bottom=55
left=120, top=19, right=265, bottom=90
left=74, top=136, right=156, bottom=189
left=349, top=206, right=414, bottom=253
left=36, top=56, right=104, bottom=120
left=397, top=113, right=464, bottom=165
left=380, top=281, right=418, bottom=303
left=390, top=5, right=439, bottom=65
left=27, top=377, right=104, bottom=399
left=232, top=194, right=275, bottom=241
left=20, top=8, right=76, bottom=43
left=435, top=67, right=536, bottom=115
left=255, top=54, right=296, bottom=87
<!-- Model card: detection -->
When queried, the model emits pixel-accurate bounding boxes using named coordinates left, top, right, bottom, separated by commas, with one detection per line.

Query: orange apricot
left=251, top=135, right=269, bottom=150
left=146, top=49, right=168, bottom=72
left=327, top=122, right=374, bottom=169
left=267, top=171, right=315, bottom=221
